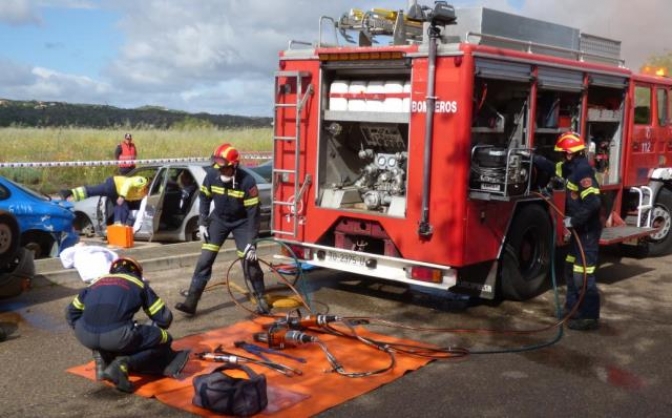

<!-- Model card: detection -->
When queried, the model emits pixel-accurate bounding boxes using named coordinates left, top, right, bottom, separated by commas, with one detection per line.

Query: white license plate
left=326, top=251, right=366, bottom=266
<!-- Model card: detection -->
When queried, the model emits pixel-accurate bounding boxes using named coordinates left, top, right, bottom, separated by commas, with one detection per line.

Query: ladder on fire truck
left=271, top=71, right=313, bottom=238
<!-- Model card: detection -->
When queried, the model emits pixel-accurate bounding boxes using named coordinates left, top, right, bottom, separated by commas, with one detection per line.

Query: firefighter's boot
left=249, top=278, right=270, bottom=314
left=102, top=356, right=133, bottom=393
left=567, top=318, right=600, bottom=331
left=245, top=260, right=270, bottom=314
left=163, top=349, right=191, bottom=378
left=175, top=280, right=206, bottom=315
left=253, top=292, right=271, bottom=315
left=92, top=350, right=107, bottom=381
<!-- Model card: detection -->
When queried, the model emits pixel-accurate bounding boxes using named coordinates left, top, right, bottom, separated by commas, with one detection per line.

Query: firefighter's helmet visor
left=212, top=156, right=235, bottom=168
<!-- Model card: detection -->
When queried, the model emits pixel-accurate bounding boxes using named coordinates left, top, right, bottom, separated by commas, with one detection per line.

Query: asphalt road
left=1, top=243, right=671, bottom=417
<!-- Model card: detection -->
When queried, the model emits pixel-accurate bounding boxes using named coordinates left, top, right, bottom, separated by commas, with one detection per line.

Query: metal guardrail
left=466, top=31, right=626, bottom=67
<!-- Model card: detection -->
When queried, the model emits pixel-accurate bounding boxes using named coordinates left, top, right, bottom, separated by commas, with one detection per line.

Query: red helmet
left=554, top=131, right=586, bottom=153
left=109, top=256, right=143, bottom=277
left=211, top=143, right=240, bottom=168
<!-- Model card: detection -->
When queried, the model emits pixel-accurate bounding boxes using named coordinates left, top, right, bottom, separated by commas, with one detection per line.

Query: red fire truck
left=270, top=3, right=672, bottom=301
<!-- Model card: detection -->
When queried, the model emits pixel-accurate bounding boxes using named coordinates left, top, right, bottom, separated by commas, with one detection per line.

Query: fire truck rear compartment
left=318, top=117, right=409, bottom=216
left=317, top=59, right=411, bottom=216
left=319, top=217, right=401, bottom=257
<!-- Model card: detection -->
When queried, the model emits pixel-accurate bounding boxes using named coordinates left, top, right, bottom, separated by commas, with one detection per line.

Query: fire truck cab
left=271, top=2, right=672, bottom=301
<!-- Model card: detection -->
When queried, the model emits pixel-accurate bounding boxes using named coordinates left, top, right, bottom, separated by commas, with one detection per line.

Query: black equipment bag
left=192, top=363, right=268, bottom=416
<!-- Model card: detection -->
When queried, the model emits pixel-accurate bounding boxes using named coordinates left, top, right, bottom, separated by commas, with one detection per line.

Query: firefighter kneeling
left=65, top=257, right=190, bottom=393
left=532, top=132, right=602, bottom=331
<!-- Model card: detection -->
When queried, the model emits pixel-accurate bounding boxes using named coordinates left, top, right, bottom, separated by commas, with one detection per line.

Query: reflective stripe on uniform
left=202, top=243, right=220, bottom=252
left=555, top=162, right=563, bottom=178
left=160, top=329, right=169, bottom=344
left=200, top=185, right=212, bottom=197
left=566, top=181, right=579, bottom=191
left=210, top=187, right=245, bottom=199
left=565, top=254, right=576, bottom=263
left=147, top=298, right=166, bottom=316
left=113, top=273, right=145, bottom=289
left=73, top=187, right=88, bottom=201
left=580, top=187, right=600, bottom=199
left=573, top=264, right=596, bottom=274
left=244, top=197, right=259, bottom=207
left=72, top=295, right=84, bottom=310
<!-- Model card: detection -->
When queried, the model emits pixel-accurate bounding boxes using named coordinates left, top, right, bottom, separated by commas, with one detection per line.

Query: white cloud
left=0, top=0, right=97, bottom=25
left=0, top=57, right=113, bottom=105
left=0, top=58, right=35, bottom=85
left=0, top=0, right=41, bottom=25
left=519, top=0, right=672, bottom=70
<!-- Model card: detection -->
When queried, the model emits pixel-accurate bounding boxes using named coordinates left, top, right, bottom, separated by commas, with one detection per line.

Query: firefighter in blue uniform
left=175, top=143, right=267, bottom=315
left=60, top=175, right=149, bottom=225
left=66, top=257, right=189, bottom=393
left=532, top=132, right=602, bottom=330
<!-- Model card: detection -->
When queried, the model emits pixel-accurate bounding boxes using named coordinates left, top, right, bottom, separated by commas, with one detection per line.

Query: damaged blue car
left=0, top=176, right=79, bottom=259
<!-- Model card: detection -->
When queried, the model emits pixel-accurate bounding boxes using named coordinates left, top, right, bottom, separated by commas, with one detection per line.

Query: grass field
left=0, top=127, right=273, bottom=193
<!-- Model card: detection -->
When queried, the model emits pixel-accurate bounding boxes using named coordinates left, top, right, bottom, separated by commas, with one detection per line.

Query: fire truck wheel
left=500, top=205, right=552, bottom=301
left=646, top=187, right=672, bottom=257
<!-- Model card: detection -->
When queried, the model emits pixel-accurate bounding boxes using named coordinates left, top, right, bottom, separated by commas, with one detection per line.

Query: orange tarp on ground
left=67, top=320, right=433, bottom=417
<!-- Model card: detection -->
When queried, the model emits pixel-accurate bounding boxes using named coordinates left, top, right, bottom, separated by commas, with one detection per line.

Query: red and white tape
left=0, top=152, right=272, bottom=169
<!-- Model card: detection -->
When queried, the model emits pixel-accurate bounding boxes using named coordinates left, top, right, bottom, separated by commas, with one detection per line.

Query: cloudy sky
left=0, top=0, right=670, bottom=117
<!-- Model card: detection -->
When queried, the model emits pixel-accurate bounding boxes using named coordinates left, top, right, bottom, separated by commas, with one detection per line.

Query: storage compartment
left=469, top=146, right=531, bottom=198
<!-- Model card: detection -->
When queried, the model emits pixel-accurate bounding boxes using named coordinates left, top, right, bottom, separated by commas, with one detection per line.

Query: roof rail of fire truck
left=285, top=16, right=338, bottom=50
left=465, top=31, right=626, bottom=68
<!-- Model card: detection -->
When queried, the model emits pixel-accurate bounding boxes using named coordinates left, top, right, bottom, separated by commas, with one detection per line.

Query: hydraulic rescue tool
left=195, top=344, right=303, bottom=377
left=234, top=340, right=307, bottom=364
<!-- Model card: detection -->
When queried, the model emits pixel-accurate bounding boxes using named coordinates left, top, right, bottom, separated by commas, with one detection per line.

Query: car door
left=147, top=167, right=171, bottom=240
left=627, top=83, right=659, bottom=186
left=124, top=166, right=164, bottom=241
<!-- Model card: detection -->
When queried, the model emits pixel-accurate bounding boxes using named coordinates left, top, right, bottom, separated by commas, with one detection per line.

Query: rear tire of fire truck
left=499, top=205, right=552, bottom=301
left=646, top=187, right=672, bottom=256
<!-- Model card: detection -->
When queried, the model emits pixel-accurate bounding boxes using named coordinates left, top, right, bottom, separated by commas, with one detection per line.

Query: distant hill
left=0, top=99, right=272, bottom=129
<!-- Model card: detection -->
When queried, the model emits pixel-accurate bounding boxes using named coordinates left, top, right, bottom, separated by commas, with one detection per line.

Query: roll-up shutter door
left=588, top=73, right=628, bottom=89
left=537, top=67, right=584, bottom=91
left=475, top=58, right=531, bottom=82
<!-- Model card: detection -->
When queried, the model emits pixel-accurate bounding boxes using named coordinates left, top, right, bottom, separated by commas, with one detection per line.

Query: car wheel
left=0, top=211, right=20, bottom=267
left=74, top=213, right=96, bottom=238
left=21, top=231, right=54, bottom=260
left=0, top=248, right=35, bottom=299
left=185, top=218, right=199, bottom=242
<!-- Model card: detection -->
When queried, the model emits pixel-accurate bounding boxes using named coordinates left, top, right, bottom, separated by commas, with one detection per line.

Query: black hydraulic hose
left=470, top=208, right=564, bottom=354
